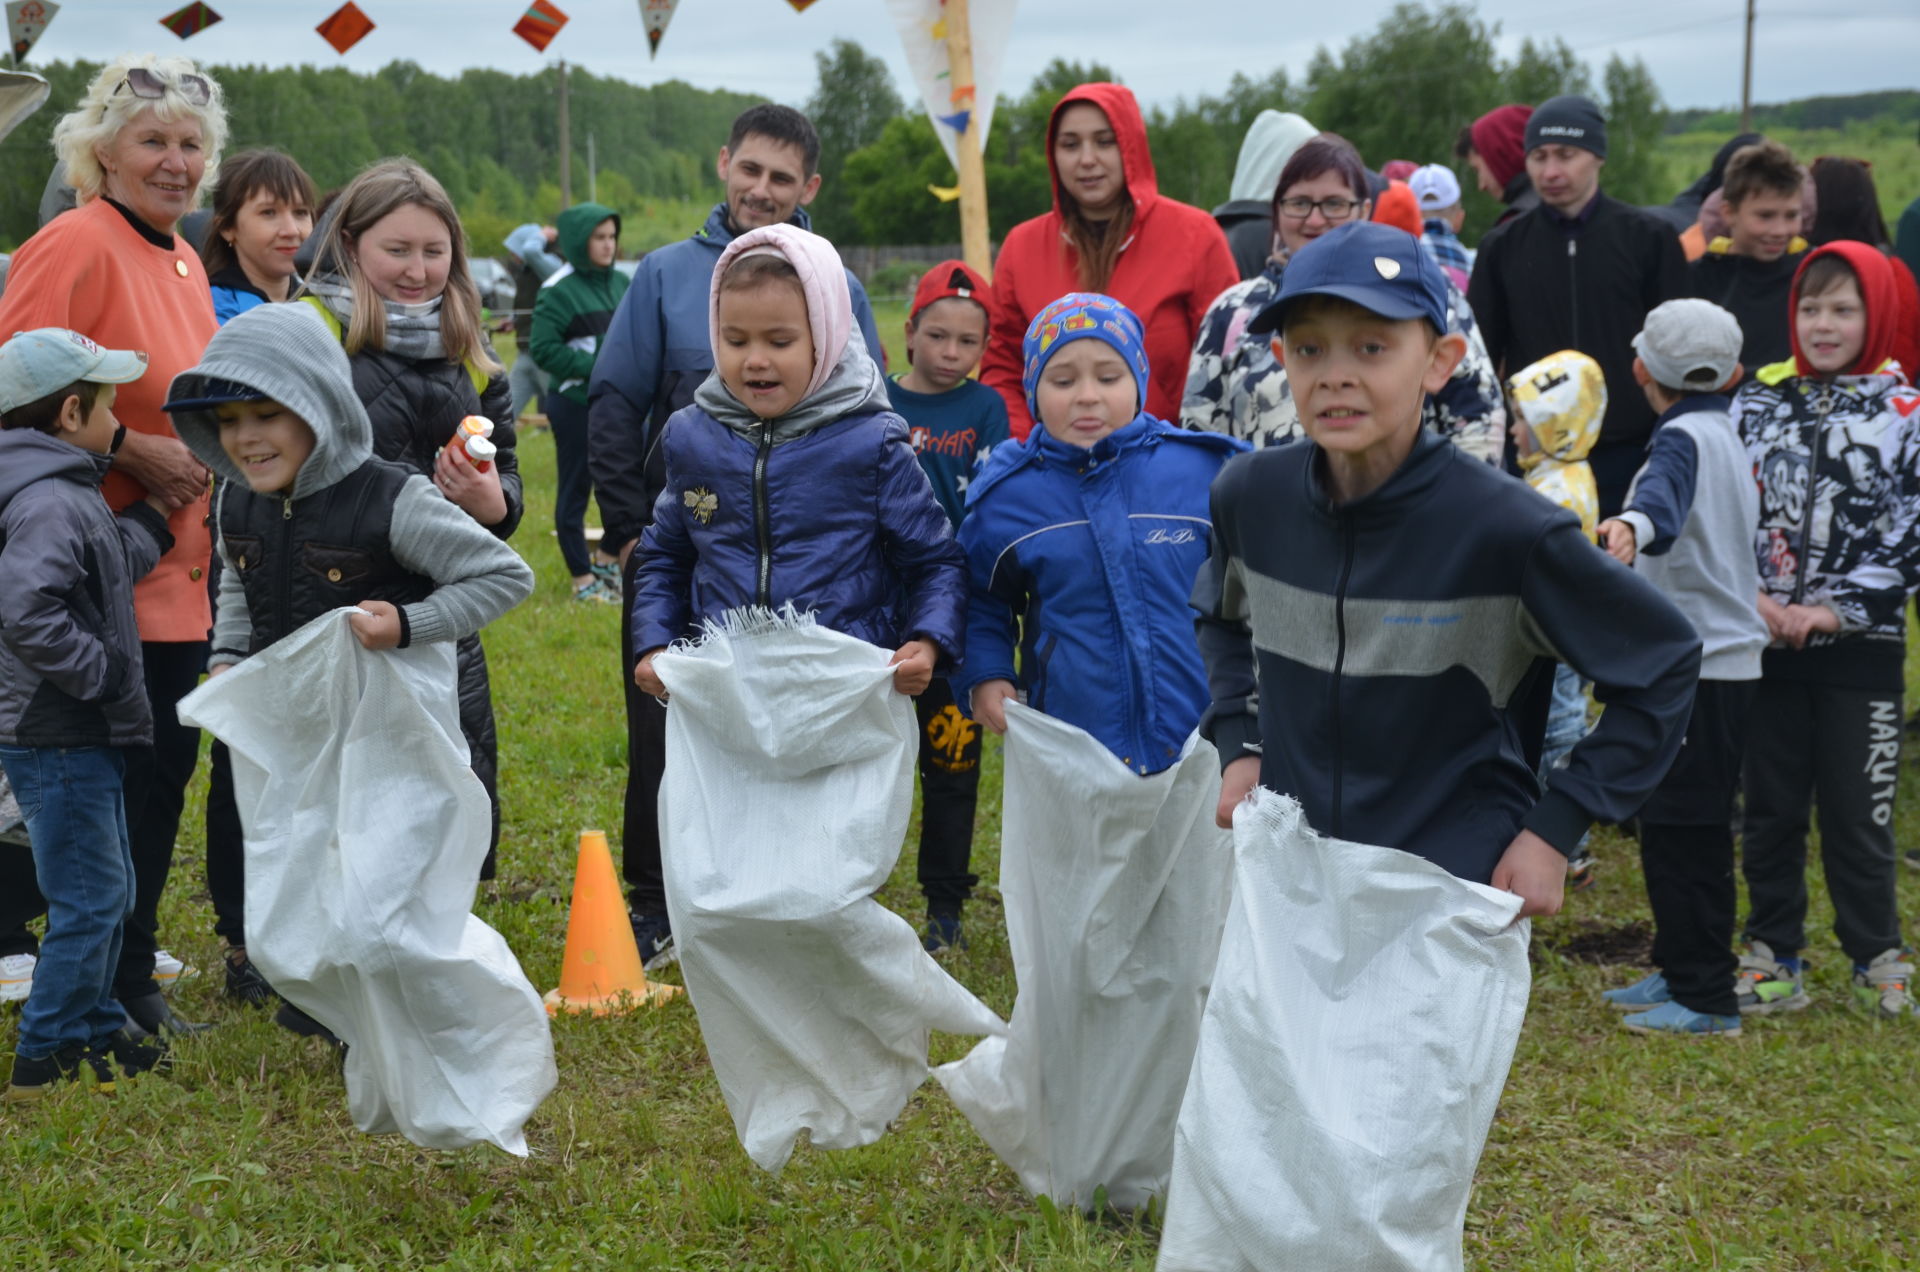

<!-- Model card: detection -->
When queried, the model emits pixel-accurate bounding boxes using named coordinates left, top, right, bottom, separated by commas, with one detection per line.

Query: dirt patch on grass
left=1538, top=918, right=1654, bottom=966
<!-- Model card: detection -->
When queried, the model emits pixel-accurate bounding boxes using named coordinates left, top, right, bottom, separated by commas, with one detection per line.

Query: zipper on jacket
left=1329, top=515, right=1356, bottom=838
left=1789, top=384, right=1835, bottom=606
left=753, top=422, right=774, bottom=606
left=275, top=494, right=294, bottom=642
left=1566, top=238, right=1579, bottom=350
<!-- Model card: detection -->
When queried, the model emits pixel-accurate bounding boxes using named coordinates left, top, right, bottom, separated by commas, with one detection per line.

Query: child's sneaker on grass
left=1566, top=847, right=1598, bottom=892
left=5, top=1043, right=117, bottom=1102
left=1603, top=971, right=1672, bottom=1011
left=1620, top=1000, right=1742, bottom=1037
left=0, top=952, right=34, bottom=1003
left=152, top=949, right=196, bottom=986
left=1903, top=848, right=1920, bottom=872
left=590, top=560, right=623, bottom=599
left=223, top=946, right=277, bottom=1006
left=1735, top=941, right=1810, bottom=1015
left=923, top=909, right=966, bottom=956
left=573, top=579, right=619, bottom=606
left=275, top=1003, right=344, bottom=1048
left=103, top=1027, right=171, bottom=1077
left=629, top=911, right=677, bottom=972
left=1851, top=949, right=1915, bottom=1019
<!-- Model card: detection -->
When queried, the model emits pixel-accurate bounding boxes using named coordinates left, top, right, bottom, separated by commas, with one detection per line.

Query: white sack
left=1156, top=791, right=1531, bottom=1272
left=654, top=609, right=1003, bottom=1174
left=935, top=702, right=1233, bottom=1211
left=177, top=610, right=556, bottom=1156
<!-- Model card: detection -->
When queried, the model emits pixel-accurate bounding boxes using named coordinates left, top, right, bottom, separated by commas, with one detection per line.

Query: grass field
left=4, top=339, right=1920, bottom=1270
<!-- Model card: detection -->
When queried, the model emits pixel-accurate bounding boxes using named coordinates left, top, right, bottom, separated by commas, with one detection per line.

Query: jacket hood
left=1508, top=349, right=1605, bottom=467
left=1788, top=241, right=1900, bottom=378
left=0, top=428, right=109, bottom=510
left=556, top=201, right=620, bottom=274
left=1227, top=110, right=1318, bottom=203
left=167, top=303, right=375, bottom=498
left=1471, top=104, right=1534, bottom=191
left=1047, top=83, right=1158, bottom=222
left=709, top=223, right=853, bottom=401
left=693, top=201, right=816, bottom=253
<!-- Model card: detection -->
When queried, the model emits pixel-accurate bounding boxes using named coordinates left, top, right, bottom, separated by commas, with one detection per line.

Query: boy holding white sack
left=1173, top=221, right=1699, bottom=1269
left=630, top=223, right=1000, bottom=1173
left=939, top=293, right=1245, bottom=1211
left=165, top=304, right=552, bottom=1154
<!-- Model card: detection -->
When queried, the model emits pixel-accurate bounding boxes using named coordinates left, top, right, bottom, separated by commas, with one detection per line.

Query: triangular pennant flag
left=786, top=0, right=818, bottom=11
left=927, top=184, right=961, bottom=203
left=935, top=109, right=971, bottom=136
left=158, top=1, right=220, bottom=39
left=513, top=0, right=568, bottom=52
left=6, top=0, right=57, bottom=63
left=884, top=0, right=1015, bottom=166
left=640, top=0, right=677, bottom=58
left=315, top=1, right=374, bottom=54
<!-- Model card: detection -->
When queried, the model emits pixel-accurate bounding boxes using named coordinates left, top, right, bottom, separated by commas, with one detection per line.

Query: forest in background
left=1, top=2, right=1913, bottom=257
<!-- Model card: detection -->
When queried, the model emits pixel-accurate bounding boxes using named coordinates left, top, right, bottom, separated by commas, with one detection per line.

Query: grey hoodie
left=0, top=429, right=172, bottom=747
left=167, top=304, right=534, bottom=665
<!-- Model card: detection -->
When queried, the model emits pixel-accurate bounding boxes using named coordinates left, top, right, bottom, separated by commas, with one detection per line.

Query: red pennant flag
left=512, top=0, right=567, bottom=51
left=316, top=1, right=374, bottom=54
left=158, top=1, right=220, bottom=38
left=786, top=0, right=818, bottom=9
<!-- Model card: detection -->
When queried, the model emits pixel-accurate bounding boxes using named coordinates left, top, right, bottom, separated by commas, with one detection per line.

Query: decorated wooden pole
left=944, top=0, right=991, bottom=279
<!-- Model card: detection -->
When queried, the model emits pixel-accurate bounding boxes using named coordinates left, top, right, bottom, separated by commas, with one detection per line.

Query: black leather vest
left=218, top=458, right=434, bottom=653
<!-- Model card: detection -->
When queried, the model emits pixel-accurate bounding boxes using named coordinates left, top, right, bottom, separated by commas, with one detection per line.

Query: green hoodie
left=528, top=201, right=629, bottom=406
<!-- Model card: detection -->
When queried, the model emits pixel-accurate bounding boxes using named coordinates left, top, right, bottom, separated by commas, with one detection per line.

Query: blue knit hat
left=1021, top=293, right=1150, bottom=423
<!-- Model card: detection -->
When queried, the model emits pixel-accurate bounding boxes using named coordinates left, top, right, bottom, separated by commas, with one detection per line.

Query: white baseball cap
left=1408, top=164, right=1463, bottom=213
left=0, top=327, right=147, bottom=414
left=1634, top=299, right=1744, bottom=392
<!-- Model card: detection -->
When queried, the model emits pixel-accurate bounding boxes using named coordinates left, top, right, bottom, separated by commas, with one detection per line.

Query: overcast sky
left=23, top=0, right=1919, bottom=118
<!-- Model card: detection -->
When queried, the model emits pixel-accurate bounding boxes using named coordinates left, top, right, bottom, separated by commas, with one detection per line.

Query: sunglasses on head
left=113, top=67, right=211, bottom=107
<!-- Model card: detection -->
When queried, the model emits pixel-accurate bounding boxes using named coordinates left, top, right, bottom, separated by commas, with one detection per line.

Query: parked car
left=469, top=256, right=516, bottom=313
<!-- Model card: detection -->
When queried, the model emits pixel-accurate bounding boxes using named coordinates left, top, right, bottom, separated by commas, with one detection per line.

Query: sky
left=16, top=0, right=1918, bottom=119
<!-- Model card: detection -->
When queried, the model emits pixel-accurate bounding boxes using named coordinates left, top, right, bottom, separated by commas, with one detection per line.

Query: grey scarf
left=694, top=335, right=892, bottom=445
left=303, top=273, right=448, bottom=362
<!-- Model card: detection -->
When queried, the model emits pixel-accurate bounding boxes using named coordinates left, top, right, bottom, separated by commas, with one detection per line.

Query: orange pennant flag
left=513, top=0, right=568, bottom=51
left=315, top=1, right=374, bottom=54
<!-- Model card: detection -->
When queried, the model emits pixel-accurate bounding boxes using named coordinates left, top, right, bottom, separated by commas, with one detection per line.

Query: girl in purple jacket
left=630, top=224, right=965, bottom=701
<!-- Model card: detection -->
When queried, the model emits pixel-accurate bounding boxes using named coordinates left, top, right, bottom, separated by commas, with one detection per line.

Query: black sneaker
left=103, top=1027, right=171, bottom=1077
left=923, top=911, right=966, bottom=956
left=5, top=1044, right=116, bottom=1102
left=1904, top=848, right=1920, bottom=872
left=630, top=910, right=677, bottom=972
left=275, top=1003, right=344, bottom=1048
left=119, top=988, right=215, bottom=1036
left=224, top=947, right=278, bottom=1005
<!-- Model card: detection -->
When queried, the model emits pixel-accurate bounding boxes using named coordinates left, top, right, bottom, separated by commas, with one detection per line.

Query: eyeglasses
left=113, top=67, right=212, bottom=107
left=1277, top=196, right=1362, bottom=221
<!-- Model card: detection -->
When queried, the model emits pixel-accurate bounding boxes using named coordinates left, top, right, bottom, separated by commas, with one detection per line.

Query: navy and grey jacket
left=1194, top=430, right=1700, bottom=883
left=0, top=431, right=172, bottom=748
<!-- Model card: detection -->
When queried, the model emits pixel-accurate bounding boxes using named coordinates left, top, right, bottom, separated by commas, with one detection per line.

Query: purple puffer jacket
left=629, top=402, right=967, bottom=661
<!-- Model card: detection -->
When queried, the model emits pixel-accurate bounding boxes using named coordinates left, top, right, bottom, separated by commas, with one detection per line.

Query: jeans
left=547, top=393, right=594, bottom=578
left=0, top=746, right=135, bottom=1058
left=507, top=350, right=547, bottom=424
left=1541, top=663, right=1588, bottom=774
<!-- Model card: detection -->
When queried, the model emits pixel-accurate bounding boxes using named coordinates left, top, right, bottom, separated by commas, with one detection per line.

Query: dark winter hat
left=1525, top=95, right=1608, bottom=160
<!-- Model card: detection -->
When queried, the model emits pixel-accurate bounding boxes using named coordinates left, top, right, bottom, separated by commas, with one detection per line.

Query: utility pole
left=557, top=59, right=573, bottom=207
left=1740, top=0, right=1756, bottom=132
left=588, top=131, right=597, bottom=204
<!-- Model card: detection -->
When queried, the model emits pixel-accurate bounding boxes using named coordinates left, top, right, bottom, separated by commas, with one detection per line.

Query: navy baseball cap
left=162, top=377, right=272, bottom=414
left=1249, top=221, right=1451, bottom=337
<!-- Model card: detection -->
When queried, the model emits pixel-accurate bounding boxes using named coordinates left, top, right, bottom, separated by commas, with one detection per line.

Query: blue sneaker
left=922, top=911, right=966, bottom=956
left=1621, top=999, right=1742, bottom=1037
left=1603, top=971, right=1671, bottom=1012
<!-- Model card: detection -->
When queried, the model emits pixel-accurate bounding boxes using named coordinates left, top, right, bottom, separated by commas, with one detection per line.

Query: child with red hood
left=980, top=83, right=1238, bottom=440
left=1733, top=241, right=1920, bottom=1022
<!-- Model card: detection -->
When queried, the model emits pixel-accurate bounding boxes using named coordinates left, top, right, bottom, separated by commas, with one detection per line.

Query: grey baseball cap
left=0, top=327, right=148, bottom=414
left=1633, top=299, right=1744, bottom=393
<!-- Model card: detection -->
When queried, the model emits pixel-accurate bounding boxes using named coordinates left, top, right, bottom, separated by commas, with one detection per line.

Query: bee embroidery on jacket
left=684, top=487, right=718, bottom=524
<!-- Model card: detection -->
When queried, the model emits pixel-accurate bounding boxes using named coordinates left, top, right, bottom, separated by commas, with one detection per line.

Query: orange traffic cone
left=544, top=829, right=681, bottom=1014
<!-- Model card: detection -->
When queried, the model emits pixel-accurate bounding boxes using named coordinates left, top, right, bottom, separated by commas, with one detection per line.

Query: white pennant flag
left=640, top=0, right=677, bottom=59
left=883, top=0, right=1015, bottom=166
left=6, top=0, right=57, bottom=65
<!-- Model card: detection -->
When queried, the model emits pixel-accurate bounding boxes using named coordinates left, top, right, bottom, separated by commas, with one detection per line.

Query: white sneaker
left=0, top=952, right=34, bottom=1003
left=153, top=949, right=198, bottom=986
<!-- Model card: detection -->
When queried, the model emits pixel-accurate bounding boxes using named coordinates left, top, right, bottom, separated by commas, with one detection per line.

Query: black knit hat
left=1524, top=95, right=1607, bottom=160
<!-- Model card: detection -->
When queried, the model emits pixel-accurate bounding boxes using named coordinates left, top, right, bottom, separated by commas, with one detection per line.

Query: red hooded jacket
left=1787, top=240, right=1902, bottom=376
left=981, top=83, right=1240, bottom=439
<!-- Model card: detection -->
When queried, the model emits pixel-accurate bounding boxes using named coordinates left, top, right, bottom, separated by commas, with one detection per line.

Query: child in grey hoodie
left=164, top=303, right=534, bottom=1040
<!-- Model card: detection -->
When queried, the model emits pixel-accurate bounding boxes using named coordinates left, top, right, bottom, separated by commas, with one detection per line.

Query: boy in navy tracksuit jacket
left=890, top=261, right=1009, bottom=953
left=1196, top=222, right=1699, bottom=914
left=954, top=293, right=1246, bottom=772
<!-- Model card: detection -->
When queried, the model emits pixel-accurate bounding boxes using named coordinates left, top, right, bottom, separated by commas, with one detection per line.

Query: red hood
left=1047, top=82, right=1159, bottom=223
left=1789, top=240, right=1898, bottom=377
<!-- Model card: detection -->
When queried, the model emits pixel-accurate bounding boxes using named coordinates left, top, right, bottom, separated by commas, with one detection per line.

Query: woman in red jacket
left=981, top=82, right=1239, bottom=440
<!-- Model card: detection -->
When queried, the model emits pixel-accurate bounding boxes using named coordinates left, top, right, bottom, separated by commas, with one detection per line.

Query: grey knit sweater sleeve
left=208, top=521, right=253, bottom=671
left=390, top=475, right=535, bottom=646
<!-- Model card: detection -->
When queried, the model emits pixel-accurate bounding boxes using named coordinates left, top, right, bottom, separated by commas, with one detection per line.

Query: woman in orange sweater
left=0, top=54, right=226, bottom=1036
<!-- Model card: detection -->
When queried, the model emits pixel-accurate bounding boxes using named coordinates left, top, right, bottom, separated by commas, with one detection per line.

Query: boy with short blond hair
left=1689, top=139, right=1808, bottom=368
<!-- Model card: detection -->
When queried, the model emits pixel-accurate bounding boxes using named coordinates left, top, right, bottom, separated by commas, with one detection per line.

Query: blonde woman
left=300, top=158, right=520, bottom=879
left=0, top=53, right=228, bottom=1038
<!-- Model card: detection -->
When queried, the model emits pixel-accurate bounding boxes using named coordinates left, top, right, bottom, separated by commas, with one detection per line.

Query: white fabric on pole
left=177, top=610, right=556, bottom=1156
left=882, top=0, right=1016, bottom=167
left=655, top=608, right=1003, bottom=1174
left=1156, top=791, right=1531, bottom=1272
left=935, top=702, right=1233, bottom=1211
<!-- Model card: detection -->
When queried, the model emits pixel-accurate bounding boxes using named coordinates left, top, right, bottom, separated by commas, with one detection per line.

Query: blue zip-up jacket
left=586, top=204, right=886, bottom=555
left=629, top=403, right=966, bottom=660
left=955, top=415, right=1246, bottom=776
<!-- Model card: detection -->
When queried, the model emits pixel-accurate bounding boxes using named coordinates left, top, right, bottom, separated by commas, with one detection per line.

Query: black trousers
left=547, top=393, right=595, bottom=580
left=1741, top=678, right=1905, bottom=965
left=0, top=842, right=44, bottom=957
left=115, top=640, right=207, bottom=999
left=205, top=742, right=245, bottom=946
left=620, top=549, right=668, bottom=915
left=457, top=634, right=502, bottom=881
left=915, top=678, right=981, bottom=909
left=1637, top=679, right=1754, bottom=1016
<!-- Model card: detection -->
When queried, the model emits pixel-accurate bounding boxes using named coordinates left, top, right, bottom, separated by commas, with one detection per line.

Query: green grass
left=5, top=383, right=1920, bottom=1269
left=1662, top=125, right=1919, bottom=231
